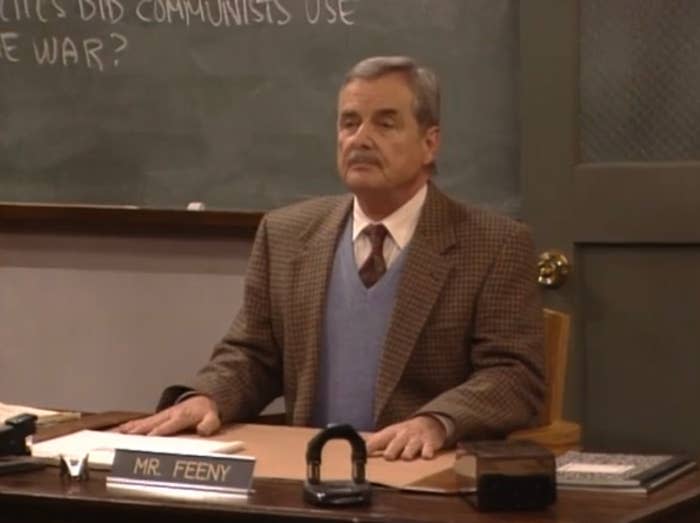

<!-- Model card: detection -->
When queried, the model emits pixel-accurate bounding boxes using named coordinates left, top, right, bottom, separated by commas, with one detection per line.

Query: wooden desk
left=1, top=467, right=700, bottom=523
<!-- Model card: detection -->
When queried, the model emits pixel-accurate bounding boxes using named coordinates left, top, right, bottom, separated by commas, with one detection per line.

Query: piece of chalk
left=186, top=201, right=206, bottom=211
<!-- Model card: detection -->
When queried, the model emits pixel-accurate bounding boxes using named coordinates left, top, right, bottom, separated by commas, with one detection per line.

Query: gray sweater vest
left=311, top=218, right=408, bottom=431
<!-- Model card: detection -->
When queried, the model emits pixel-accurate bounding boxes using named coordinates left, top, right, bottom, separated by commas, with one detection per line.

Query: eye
left=378, top=118, right=396, bottom=129
left=339, top=118, right=359, bottom=131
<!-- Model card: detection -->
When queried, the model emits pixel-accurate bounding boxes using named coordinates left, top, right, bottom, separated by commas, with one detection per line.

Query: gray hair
left=342, top=56, right=440, bottom=130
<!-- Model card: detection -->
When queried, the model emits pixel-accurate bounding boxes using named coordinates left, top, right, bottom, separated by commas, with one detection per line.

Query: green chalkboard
left=0, top=0, right=519, bottom=213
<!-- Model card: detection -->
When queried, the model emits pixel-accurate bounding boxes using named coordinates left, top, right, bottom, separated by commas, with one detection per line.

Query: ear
left=421, top=126, right=440, bottom=166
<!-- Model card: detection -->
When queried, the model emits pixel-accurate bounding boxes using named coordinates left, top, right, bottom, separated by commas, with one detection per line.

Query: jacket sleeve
left=185, top=215, right=283, bottom=422
left=415, top=223, right=546, bottom=446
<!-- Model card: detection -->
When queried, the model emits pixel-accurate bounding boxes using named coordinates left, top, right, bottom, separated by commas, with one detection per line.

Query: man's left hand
left=366, top=415, right=447, bottom=461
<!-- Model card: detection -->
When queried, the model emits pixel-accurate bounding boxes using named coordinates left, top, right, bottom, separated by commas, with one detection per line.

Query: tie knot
left=363, top=223, right=388, bottom=251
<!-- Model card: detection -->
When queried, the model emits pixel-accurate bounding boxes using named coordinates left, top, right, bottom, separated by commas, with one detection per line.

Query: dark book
left=556, top=451, right=697, bottom=494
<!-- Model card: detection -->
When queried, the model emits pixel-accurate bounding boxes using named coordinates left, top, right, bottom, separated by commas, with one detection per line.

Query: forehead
left=338, top=73, right=415, bottom=113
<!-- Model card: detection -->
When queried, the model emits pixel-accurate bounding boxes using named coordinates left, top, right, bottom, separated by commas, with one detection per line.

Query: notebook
left=556, top=450, right=696, bottom=494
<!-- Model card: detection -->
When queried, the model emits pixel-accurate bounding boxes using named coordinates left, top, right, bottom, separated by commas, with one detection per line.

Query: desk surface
left=1, top=467, right=700, bottom=523
left=4, top=414, right=699, bottom=522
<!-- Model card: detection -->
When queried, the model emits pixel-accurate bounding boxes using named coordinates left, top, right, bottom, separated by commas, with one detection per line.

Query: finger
left=115, top=421, right=135, bottom=433
left=148, top=412, right=194, bottom=436
left=400, top=437, right=423, bottom=461
left=383, top=430, right=410, bottom=461
left=196, top=410, right=222, bottom=436
left=421, top=441, right=436, bottom=460
left=120, top=411, right=171, bottom=435
left=366, top=427, right=397, bottom=455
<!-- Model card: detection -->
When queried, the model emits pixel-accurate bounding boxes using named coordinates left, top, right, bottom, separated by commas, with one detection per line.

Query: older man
left=121, top=56, right=544, bottom=461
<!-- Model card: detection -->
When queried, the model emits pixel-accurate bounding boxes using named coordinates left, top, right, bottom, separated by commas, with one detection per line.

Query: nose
left=349, top=122, right=374, bottom=149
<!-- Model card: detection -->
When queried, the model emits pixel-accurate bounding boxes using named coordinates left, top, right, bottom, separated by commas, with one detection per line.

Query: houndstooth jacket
left=189, top=182, right=545, bottom=446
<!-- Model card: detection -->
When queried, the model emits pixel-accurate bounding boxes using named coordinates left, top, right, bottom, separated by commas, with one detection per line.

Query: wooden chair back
left=507, top=308, right=580, bottom=454
left=540, top=308, right=571, bottom=425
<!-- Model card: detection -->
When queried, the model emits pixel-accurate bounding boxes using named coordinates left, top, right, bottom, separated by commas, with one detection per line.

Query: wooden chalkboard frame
left=0, top=203, right=261, bottom=238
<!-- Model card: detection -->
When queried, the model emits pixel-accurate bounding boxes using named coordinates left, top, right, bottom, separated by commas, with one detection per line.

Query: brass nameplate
left=107, top=449, right=255, bottom=496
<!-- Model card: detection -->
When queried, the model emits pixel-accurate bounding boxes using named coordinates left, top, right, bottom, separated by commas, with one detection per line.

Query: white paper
left=558, top=462, right=635, bottom=474
left=31, top=430, right=243, bottom=469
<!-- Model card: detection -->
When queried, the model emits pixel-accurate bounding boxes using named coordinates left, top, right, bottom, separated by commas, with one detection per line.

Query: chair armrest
left=507, top=419, right=581, bottom=455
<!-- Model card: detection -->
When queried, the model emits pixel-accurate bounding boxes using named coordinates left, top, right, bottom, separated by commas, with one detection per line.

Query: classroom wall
left=0, top=231, right=264, bottom=413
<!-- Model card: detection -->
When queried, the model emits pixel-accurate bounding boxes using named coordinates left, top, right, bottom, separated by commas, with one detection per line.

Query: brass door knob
left=537, top=250, right=570, bottom=288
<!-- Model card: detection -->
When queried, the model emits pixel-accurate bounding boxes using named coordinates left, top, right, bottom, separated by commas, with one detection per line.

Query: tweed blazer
left=190, top=183, right=545, bottom=445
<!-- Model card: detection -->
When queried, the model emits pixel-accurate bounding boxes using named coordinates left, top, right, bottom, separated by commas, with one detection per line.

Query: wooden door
left=521, top=0, right=700, bottom=454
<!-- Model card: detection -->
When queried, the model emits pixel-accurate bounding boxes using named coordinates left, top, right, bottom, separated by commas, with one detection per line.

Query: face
left=336, top=72, right=440, bottom=206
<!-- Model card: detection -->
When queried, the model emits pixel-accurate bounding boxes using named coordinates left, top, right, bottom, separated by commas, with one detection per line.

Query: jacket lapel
left=373, top=184, right=457, bottom=421
left=288, top=196, right=352, bottom=425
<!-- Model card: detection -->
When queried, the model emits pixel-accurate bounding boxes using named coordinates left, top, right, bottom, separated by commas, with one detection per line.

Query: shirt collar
left=352, top=183, right=428, bottom=249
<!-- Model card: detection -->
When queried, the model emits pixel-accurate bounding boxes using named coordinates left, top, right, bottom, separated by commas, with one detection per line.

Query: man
left=121, top=56, right=545, bottom=461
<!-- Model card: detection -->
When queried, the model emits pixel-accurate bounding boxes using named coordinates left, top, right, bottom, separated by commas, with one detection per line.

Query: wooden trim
left=0, top=203, right=262, bottom=238
left=573, top=163, right=700, bottom=242
left=519, top=0, right=579, bottom=248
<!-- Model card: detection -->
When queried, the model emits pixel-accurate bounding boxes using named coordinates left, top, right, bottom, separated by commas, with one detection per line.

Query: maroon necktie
left=359, top=224, right=389, bottom=288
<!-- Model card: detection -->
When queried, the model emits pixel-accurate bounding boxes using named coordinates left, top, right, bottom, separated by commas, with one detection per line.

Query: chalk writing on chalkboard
left=0, top=1, right=519, bottom=214
left=0, top=0, right=359, bottom=71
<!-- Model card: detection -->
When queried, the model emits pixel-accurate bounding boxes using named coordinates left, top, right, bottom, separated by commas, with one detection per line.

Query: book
left=0, top=402, right=81, bottom=425
left=31, top=429, right=244, bottom=470
left=556, top=450, right=697, bottom=494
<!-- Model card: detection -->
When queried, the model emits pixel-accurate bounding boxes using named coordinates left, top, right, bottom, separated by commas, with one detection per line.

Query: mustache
left=346, top=149, right=382, bottom=167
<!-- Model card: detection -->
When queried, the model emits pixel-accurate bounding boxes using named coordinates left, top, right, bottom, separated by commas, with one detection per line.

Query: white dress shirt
left=352, top=184, right=427, bottom=269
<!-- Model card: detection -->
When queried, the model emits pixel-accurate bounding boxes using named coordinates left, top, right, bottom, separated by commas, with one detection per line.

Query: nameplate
left=107, top=449, right=255, bottom=496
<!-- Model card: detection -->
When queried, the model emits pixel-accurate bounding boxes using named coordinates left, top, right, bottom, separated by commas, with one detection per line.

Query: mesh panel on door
left=580, top=0, right=700, bottom=162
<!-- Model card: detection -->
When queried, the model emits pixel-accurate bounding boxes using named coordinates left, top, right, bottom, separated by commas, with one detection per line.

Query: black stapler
left=0, top=413, right=37, bottom=456
left=303, top=424, right=372, bottom=507
left=0, top=413, right=45, bottom=475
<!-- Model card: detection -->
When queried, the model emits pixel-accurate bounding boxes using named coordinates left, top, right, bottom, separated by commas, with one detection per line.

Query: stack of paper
left=0, top=402, right=81, bottom=425
left=31, top=430, right=244, bottom=469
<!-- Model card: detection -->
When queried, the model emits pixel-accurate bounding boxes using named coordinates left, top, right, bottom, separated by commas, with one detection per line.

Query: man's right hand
left=117, top=395, right=221, bottom=436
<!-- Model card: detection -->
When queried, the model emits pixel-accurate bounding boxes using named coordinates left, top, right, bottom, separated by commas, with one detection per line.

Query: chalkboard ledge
left=0, top=203, right=261, bottom=238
